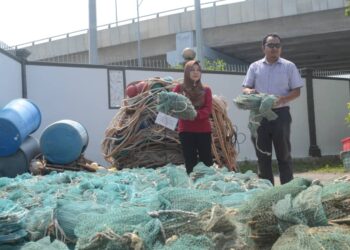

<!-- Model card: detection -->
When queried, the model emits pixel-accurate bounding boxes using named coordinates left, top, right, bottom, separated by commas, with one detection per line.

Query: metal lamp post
left=88, top=0, right=99, bottom=64
left=136, top=0, right=143, bottom=67
left=194, top=0, right=203, bottom=66
left=114, top=0, right=118, bottom=24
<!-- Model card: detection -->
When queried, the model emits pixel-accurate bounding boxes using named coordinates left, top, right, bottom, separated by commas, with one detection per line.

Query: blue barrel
left=40, top=119, right=89, bottom=165
left=0, top=98, right=41, bottom=157
left=0, top=136, right=41, bottom=178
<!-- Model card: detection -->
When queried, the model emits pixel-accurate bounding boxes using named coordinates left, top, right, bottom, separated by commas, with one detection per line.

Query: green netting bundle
left=157, top=91, right=197, bottom=120
left=0, top=164, right=277, bottom=249
left=150, top=204, right=243, bottom=250
left=272, top=185, right=328, bottom=232
left=233, top=93, right=278, bottom=156
left=153, top=234, right=215, bottom=250
left=53, top=200, right=108, bottom=243
left=156, top=163, right=192, bottom=189
left=191, top=165, right=272, bottom=208
left=0, top=198, right=28, bottom=245
left=272, top=224, right=350, bottom=250
left=20, top=236, right=69, bottom=250
left=157, top=187, right=222, bottom=212
left=238, top=178, right=312, bottom=220
left=74, top=207, right=155, bottom=250
left=233, top=93, right=277, bottom=112
left=24, top=206, right=53, bottom=241
left=75, top=230, right=146, bottom=250
left=237, top=178, right=312, bottom=248
left=321, top=181, right=350, bottom=220
left=233, top=93, right=278, bottom=137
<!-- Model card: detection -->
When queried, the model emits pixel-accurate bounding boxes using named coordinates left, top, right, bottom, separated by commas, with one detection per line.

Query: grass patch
left=311, top=164, right=345, bottom=173
left=236, top=155, right=344, bottom=174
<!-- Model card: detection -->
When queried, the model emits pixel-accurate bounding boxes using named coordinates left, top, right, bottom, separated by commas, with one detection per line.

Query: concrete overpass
left=11, top=0, right=350, bottom=70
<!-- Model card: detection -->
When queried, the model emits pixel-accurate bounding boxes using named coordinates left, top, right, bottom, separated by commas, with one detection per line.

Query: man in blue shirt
left=242, top=33, right=303, bottom=185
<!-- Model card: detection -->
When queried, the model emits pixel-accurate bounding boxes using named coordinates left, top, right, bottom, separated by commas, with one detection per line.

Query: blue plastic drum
left=0, top=99, right=41, bottom=157
left=0, top=136, right=41, bottom=178
left=40, top=119, right=89, bottom=164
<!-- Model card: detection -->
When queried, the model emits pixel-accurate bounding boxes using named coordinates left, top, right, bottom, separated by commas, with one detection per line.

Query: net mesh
left=272, top=224, right=350, bottom=250
left=272, top=184, right=328, bottom=231
left=321, top=181, right=350, bottom=220
left=237, top=178, right=312, bottom=248
left=156, top=91, right=197, bottom=120
left=0, top=198, right=28, bottom=244
left=1, top=166, right=350, bottom=249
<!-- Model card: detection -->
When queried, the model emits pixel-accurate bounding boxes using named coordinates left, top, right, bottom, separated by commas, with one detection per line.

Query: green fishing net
left=0, top=198, right=27, bottom=244
left=153, top=234, right=215, bottom=250
left=157, top=91, right=197, bottom=120
left=1, top=165, right=350, bottom=249
left=272, top=224, right=350, bottom=250
left=272, top=184, right=328, bottom=231
left=21, top=236, right=69, bottom=250
left=321, top=181, right=350, bottom=220
left=233, top=93, right=278, bottom=137
left=237, top=178, right=312, bottom=248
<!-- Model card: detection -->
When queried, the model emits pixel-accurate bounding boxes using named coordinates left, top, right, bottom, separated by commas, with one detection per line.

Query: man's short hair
left=262, top=33, right=282, bottom=46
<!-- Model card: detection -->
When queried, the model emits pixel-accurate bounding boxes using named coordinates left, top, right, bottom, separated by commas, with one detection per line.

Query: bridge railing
left=9, top=0, right=242, bottom=50
left=313, top=69, right=350, bottom=79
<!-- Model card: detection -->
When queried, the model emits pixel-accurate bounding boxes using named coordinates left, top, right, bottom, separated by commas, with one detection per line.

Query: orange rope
left=101, top=78, right=237, bottom=170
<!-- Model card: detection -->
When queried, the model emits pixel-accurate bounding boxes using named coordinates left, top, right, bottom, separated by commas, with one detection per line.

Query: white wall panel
left=0, top=52, right=22, bottom=107
left=1, top=51, right=347, bottom=167
left=26, top=65, right=116, bottom=166
left=313, top=79, right=350, bottom=155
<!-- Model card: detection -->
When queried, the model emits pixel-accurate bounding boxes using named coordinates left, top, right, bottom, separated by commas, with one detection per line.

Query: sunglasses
left=265, top=43, right=281, bottom=49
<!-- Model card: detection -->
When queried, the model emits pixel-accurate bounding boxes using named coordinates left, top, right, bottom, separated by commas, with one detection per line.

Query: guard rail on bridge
left=10, top=0, right=241, bottom=50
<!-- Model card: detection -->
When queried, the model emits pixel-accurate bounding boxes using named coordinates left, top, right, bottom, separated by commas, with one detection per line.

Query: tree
left=203, top=59, right=227, bottom=71
left=346, top=103, right=350, bottom=125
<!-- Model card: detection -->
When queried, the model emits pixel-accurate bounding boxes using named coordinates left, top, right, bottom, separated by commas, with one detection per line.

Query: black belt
left=272, top=106, right=289, bottom=111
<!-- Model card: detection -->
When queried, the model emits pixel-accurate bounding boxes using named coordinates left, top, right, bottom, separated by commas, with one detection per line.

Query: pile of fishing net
left=0, top=199, right=27, bottom=245
left=2, top=165, right=350, bottom=249
left=0, top=163, right=272, bottom=249
left=237, top=177, right=350, bottom=249
left=102, top=77, right=237, bottom=170
left=272, top=224, right=350, bottom=250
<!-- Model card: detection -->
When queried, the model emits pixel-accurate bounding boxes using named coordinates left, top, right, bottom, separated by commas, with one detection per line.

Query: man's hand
left=276, top=96, right=288, bottom=106
left=242, top=88, right=258, bottom=94
left=275, top=88, right=301, bottom=106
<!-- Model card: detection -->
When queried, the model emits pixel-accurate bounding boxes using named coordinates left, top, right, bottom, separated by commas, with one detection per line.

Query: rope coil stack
left=102, top=77, right=237, bottom=171
left=211, top=95, right=237, bottom=171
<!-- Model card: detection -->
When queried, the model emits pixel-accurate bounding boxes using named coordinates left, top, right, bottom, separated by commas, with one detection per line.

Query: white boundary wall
left=1, top=51, right=349, bottom=167
left=0, top=53, right=22, bottom=107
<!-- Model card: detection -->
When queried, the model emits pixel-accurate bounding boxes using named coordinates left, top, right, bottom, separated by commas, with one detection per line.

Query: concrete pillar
left=166, top=32, right=195, bottom=66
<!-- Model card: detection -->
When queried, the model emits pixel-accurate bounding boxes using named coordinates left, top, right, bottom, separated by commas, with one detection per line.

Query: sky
left=0, top=0, right=232, bottom=47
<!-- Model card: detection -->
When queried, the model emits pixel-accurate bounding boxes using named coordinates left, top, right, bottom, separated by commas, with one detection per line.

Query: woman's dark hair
left=262, top=33, right=282, bottom=46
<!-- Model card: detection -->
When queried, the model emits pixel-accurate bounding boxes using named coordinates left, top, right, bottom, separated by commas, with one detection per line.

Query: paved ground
left=274, top=172, right=349, bottom=185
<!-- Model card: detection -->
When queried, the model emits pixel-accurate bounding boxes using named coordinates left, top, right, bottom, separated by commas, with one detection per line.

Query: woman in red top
left=173, top=60, right=213, bottom=174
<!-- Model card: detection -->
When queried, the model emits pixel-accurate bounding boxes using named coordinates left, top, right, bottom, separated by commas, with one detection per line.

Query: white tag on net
left=155, top=112, right=178, bottom=131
